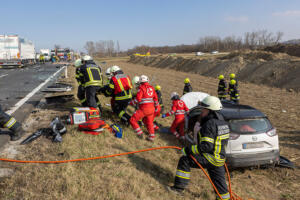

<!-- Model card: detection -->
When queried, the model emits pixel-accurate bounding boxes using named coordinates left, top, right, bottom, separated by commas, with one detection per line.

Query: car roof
left=220, top=100, right=267, bottom=120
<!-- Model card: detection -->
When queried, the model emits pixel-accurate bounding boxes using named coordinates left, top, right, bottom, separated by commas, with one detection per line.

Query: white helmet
left=132, top=76, right=140, bottom=86
left=74, top=59, right=82, bottom=67
left=200, top=96, right=222, bottom=111
left=139, top=75, right=149, bottom=83
left=171, top=92, right=179, bottom=100
left=105, top=67, right=112, bottom=79
left=110, top=65, right=121, bottom=73
left=83, top=55, right=93, bottom=61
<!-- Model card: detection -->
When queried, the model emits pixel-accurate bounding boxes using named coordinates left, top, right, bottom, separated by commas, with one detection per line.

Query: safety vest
left=197, top=122, right=230, bottom=167
left=81, top=64, right=103, bottom=87
left=110, top=74, right=132, bottom=101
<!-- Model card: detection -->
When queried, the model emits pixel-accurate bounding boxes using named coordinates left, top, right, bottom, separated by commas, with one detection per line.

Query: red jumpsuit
left=129, top=82, right=158, bottom=140
left=153, top=104, right=161, bottom=131
left=165, top=99, right=189, bottom=139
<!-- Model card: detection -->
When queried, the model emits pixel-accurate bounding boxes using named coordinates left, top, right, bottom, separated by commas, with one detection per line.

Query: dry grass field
left=0, top=57, right=299, bottom=200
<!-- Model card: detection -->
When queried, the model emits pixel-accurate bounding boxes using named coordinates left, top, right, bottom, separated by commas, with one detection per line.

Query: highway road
left=0, top=63, right=66, bottom=122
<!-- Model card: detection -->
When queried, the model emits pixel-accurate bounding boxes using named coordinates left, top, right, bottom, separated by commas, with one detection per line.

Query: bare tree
left=84, top=41, right=96, bottom=56
left=275, top=31, right=284, bottom=44
left=116, top=40, right=120, bottom=56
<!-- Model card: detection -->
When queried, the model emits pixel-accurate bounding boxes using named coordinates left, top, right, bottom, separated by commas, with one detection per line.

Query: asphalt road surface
left=0, top=63, right=66, bottom=124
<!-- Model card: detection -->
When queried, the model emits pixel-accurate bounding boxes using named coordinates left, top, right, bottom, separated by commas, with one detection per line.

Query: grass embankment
left=0, top=58, right=299, bottom=200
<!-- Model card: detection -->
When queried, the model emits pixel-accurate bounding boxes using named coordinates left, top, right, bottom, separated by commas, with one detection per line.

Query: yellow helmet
left=218, top=75, right=224, bottom=80
left=230, top=73, right=236, bottom=79
left=155, top=85, right=161, bottom=90
left=230, top=79, right=236, bottom=85
left=184, top=78, right=190, bottom=84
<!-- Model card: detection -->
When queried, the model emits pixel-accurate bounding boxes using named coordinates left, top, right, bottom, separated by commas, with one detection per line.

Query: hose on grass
left=0, top=146, right=243, bottom=200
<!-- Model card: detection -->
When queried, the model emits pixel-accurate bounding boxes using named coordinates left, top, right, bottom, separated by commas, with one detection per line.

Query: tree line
left=127, top=30, right=284, bottom=55
left=84, top=40, right=121, bottom=57
left=84, top=30, right=284, bottom=57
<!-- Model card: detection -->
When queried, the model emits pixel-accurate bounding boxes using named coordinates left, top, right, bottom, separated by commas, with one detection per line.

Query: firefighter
left=183, top=78, right=192, bottom=95
left=74, top=59, right=87, bottom=106
left=129, top=75, right=159, bottom=141
left=162, top=92, right=189, bottom=141
left=217, top=75, right=227, bottom=100
left=39, top=54, right=45, bottom=64
left=229, top=73, right=238, bottom=86
left=104, top=65, right=132, bottom=125
left=131, top=76, right=140, bottom=98
left=229, top=79, right=240, bottom=104
left=155, top=85, right=164, bottom=113
left=168, top=96, right=230, bottom=200
left=105, top=67, right=112, bottom=84
left=153, top=85, right=163, bottom=131
left=79, top=55, right=103, bottom=111
left=0, top=105, right=24, bottom=141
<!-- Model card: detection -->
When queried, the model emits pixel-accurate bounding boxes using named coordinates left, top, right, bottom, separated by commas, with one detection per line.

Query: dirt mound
left=264, top=44, right=300, bottom=57
left=129, top=51, right=300, bottom=91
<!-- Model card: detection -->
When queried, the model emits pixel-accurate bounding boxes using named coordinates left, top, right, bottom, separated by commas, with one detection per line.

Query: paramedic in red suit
left=129, top=75, right=159, bottom=141
left=162, top=92, right=189, bottom=140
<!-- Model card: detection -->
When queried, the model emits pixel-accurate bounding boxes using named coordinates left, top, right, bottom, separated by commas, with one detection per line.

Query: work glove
left=181, top=146, right=192, bottom=156
left=161, top=114, right=166, bottom=118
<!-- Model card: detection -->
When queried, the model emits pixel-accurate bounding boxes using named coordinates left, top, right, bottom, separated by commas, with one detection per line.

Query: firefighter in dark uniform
left=229, top=79, right=240, bottom=104
left=183, top=78, right=192, bottom=95
left=79, top=55, right=103, bottom=111
left=104, top=65, right=132, bottom=124
left=168, top=96, right=231, bottom=200
left=217, top=75, right=227, bottom=100
left=0, top=105, right=24, bottom=141
left=74, top=59, right=87, bottom=106
left=229, top=73, right=238, bottom=86
left=228, top=73, right=238, bottom=93
left=155, top=85, right=164, bottom=113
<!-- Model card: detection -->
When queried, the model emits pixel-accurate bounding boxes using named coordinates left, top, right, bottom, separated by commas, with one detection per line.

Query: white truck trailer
left=20, top=38, right=36, bottom=65
left=0, top=35, right=36, bottom=67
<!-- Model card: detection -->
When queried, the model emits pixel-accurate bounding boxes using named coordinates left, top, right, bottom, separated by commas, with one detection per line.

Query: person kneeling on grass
left=161, top=92, right=189, bottom=142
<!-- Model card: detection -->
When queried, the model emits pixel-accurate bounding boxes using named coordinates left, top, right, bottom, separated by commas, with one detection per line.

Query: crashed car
left=181, top=92, right=280, bottom=168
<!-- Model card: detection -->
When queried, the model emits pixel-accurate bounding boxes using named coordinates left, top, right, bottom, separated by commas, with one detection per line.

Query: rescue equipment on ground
left=78, top=118, right=106, bottom=135
left=21, top=117, right=67, bottom=144
left=110, top=124, right=123, bottom=138
left=77, top=118, right=123, bottom=138
left=67, top=107, right=100, bottom=124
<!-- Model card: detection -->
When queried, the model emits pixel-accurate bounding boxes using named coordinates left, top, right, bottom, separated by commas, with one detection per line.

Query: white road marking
left=6, top=66, right=66, bottom=115
left=0, top=74, right=8, bottom=78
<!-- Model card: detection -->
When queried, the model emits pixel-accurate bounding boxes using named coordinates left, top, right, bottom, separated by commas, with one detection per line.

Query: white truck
left=20, top=38, right=36, bottom=65
left=0, top=35, right=36, bottom=67
left=40, top=49, right=51, bottom=61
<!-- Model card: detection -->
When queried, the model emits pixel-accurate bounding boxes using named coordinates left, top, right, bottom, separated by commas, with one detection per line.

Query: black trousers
left=85, top=86, right=101, bottom=109
left=174, top=155, right=230, bottom=200
left=112, top=99, right=131, bottom=123
left=77, top=85, right=87, bottom=106
left=0, top=105, right=20, bottom=132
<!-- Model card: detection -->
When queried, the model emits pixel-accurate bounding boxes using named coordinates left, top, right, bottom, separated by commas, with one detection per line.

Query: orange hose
left=0, top=146, right=243, bottom=199
left=0, top=146, right=181, bottom=163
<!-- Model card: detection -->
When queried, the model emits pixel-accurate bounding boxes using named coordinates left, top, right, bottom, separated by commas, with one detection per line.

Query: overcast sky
left=1, top=0, right=300, bottom=51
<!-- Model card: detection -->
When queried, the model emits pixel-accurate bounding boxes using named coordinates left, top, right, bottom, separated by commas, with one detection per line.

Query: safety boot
left=10, top=126, right=25, bottom=141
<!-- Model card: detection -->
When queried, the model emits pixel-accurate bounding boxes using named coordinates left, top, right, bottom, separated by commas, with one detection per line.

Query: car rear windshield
left=229, top=118, right=272, bottom=134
